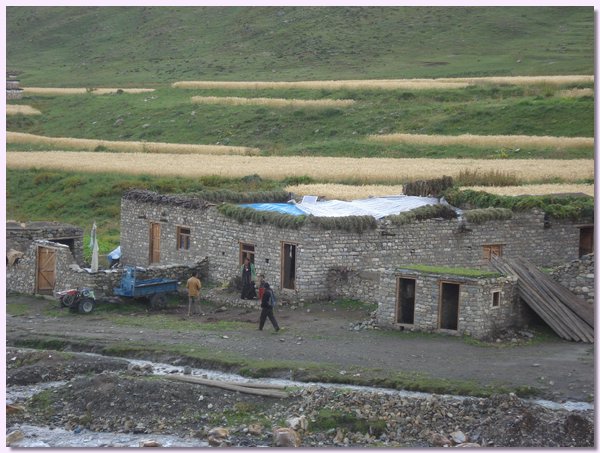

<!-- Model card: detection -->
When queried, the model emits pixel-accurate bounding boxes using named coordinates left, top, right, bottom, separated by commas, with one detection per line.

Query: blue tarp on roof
left=240, top=195, right=445, bottom=219
left=239, top=203, right=306, bottom=216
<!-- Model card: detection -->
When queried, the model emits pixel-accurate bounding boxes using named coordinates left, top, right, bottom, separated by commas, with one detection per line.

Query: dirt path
left=6, top=294, right=594, bottom=403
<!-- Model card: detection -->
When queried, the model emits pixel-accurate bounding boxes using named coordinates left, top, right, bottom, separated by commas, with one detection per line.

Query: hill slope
left=7, top=6, right=594, bottom=86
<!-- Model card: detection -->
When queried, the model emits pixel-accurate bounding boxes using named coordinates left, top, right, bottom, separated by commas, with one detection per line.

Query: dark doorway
left=281, top=242, right=297, bottom=290
left=579, top=226, right=594, bottom=257
left=439, top=282, right=460, bottom=330
left=396, top=278, right=416, bottom=324
left=149, top=222, right=161, bottom=264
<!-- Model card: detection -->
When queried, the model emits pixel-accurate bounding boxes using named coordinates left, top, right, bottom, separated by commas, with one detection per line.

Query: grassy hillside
left=7, top=6, right=594, bottom=86
left=7, top=84, right=594, bottom=158
left=5, top=6, right=594, bottom=261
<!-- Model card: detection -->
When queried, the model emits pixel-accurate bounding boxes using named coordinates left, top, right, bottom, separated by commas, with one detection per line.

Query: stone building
left=6, top=73, right=23, bottom=99
left=118, top=189, right=593, bottom=339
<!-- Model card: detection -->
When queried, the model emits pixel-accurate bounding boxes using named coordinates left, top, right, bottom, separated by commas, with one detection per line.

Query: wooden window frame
left=482, top=244, right=504, bottom=261
left=491, top=290, right=501, bottom=308
left=176, top=226, right=191, bottom=251
left=240, top=242, right=255, bottom=265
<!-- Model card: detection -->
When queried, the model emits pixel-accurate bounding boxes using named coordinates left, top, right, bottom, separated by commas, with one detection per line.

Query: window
left=492, top=291, right=500, bottom=308
left=177, top=226, right=191, bottom=251
left=483, top=244, right=503, bottom=261
left=240, top=243, right=255, bottom=265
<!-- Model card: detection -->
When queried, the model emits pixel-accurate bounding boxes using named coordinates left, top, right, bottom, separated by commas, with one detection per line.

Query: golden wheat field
left=368, top=133, right=594, bottom=149
left=6, top=152, right=593, bottom=184
left=556, top=88, right=594, bottom=98
left=22, top=87, right=156, bottom=95
left=285, top=183, right=595, bottom=199
left=461, top=184, right=595, bottom=197
left=191, top=96, right=355, bottom=108
left=6, top=105, right=42, bottom=115
left=173, top=75, right=593, bottom=91
left=174, top=80, right=470, bottom=90
left=285, top=183, right=406, bottom=199
left=6, top=132, right=260, bottom=156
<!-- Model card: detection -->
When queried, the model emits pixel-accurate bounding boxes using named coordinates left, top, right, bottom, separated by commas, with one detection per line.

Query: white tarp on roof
left=295, top=195, right=440, bottom=219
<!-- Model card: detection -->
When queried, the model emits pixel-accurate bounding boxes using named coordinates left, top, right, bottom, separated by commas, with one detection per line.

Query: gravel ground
left=6, top=293, right=595, bottom=447
left=6, top=348, right=594, bottom=448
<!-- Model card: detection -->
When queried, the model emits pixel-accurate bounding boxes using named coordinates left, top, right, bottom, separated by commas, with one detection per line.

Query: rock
left=273, top=427, right=301, bottom=447
left=450, top=430, right=466, bottom=444
left=6, top=430, right=24, bottom=446
left=6, top=404, right=25, bottom=414
left=247, top=424, right=263, bottom=436
left=455, top=442, right=481, bottom=447
left=208, top=427, right=230, bottom=446
left=139, top=440, right=162, bottom=447
left=430, top=432, right=451, bottom=447
left=286, top=415, right=308, bottom=431
left=183, top=366, right=192, bottom=375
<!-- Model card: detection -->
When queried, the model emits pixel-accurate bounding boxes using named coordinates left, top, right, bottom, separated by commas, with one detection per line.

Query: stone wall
left=7, top=221, right=84, bottom=265
left=120, top=196, right=585, bottom=305
left=376, top=269, right=522, bottom=339
left=7, top=237, right=208, bottom=299
left=550, top=253, right=595, bottom=305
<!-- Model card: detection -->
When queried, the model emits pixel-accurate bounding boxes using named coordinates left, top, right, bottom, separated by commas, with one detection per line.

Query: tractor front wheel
left=78, top=298, right=96, bottom=314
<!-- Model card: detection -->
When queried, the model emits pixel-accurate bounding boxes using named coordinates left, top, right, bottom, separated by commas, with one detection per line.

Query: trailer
left=114, top=266, right=179, bottom=309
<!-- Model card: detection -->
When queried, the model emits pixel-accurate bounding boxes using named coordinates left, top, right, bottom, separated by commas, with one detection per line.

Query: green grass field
left=5, top=6, right=594, bottom=262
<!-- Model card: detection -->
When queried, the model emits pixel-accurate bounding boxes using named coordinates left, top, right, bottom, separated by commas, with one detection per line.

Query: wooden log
left=164, top=375, right=289, bottom=398
left=508, top=259, right=591, bottom=342
left=491, top=256, right=593, bottom=343
left=511, top=258, right=593, bottom=342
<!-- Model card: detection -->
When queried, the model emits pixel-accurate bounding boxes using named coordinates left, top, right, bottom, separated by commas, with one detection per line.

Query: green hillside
left=7, top=6, right=594, bottom=86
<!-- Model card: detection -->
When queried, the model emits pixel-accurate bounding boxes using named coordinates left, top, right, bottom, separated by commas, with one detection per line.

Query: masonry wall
left=7, top=222, right=85, bottom=265
left=376, top=270, right=522, bottom=339
left=7, top=241, right=77, bottom=295
left=7, top=237, right=208, bottom=299
left=119, top=197, right=585, bottom=303
left=550, top=253, right=595, bottom=305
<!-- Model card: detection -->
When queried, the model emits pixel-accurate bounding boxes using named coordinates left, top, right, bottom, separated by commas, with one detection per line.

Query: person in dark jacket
left=259, top=282, right=280, bottom=332
left=240, top=257, right=256, bottom=299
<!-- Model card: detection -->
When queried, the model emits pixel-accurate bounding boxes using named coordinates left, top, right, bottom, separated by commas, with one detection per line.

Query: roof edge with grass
left=444, top=188, right=594, bottom=221
left=123, top=189, right=291, bottom=208
left=397, top=264, right=502, bottom=279
left=387, top=203, right=458, bottom=225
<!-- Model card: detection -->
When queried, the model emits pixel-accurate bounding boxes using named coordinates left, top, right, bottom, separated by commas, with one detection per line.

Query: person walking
left=240, top=257, right=256, bottom=299
left=186, top=271, right=202, bottom=317
left=258, top=282, right=280, bottom=332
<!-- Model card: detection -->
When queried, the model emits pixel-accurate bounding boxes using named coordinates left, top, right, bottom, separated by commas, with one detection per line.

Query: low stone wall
left=7, top=238, right=208, bottom=300
left=550, top=254, right=594, bottom=305
left=326, top=267, right=380, bottom=303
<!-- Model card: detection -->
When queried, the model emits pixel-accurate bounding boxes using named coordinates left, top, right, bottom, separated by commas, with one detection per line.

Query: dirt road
left=6, top=293, right=594, bottom=403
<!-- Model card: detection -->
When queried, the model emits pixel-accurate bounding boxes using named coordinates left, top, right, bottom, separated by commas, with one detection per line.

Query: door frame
left=36, top=245, right=56, bottom=294
left=396, top=277, right=416, bottom=325
left=149, top=222, right=161, bottom=264
left=280, top=241, right=298, bottom=290
left=438, top=280, right=460, bottom=331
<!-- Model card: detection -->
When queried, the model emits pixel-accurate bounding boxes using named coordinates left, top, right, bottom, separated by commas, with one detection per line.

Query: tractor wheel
left=61, top=294, right=75, bottom=308
left=78, top=298, right=96, bottom=314
left=149, top=294, right=167, bottom=310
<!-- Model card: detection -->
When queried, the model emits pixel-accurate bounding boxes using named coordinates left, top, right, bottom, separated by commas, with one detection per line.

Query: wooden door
left=36, top=247, right=56, bottom=294
left=149, top=222, right=161, bottom=264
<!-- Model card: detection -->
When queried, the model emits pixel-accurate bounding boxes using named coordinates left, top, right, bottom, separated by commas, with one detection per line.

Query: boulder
left=273, top=427, right=301, bottom=447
